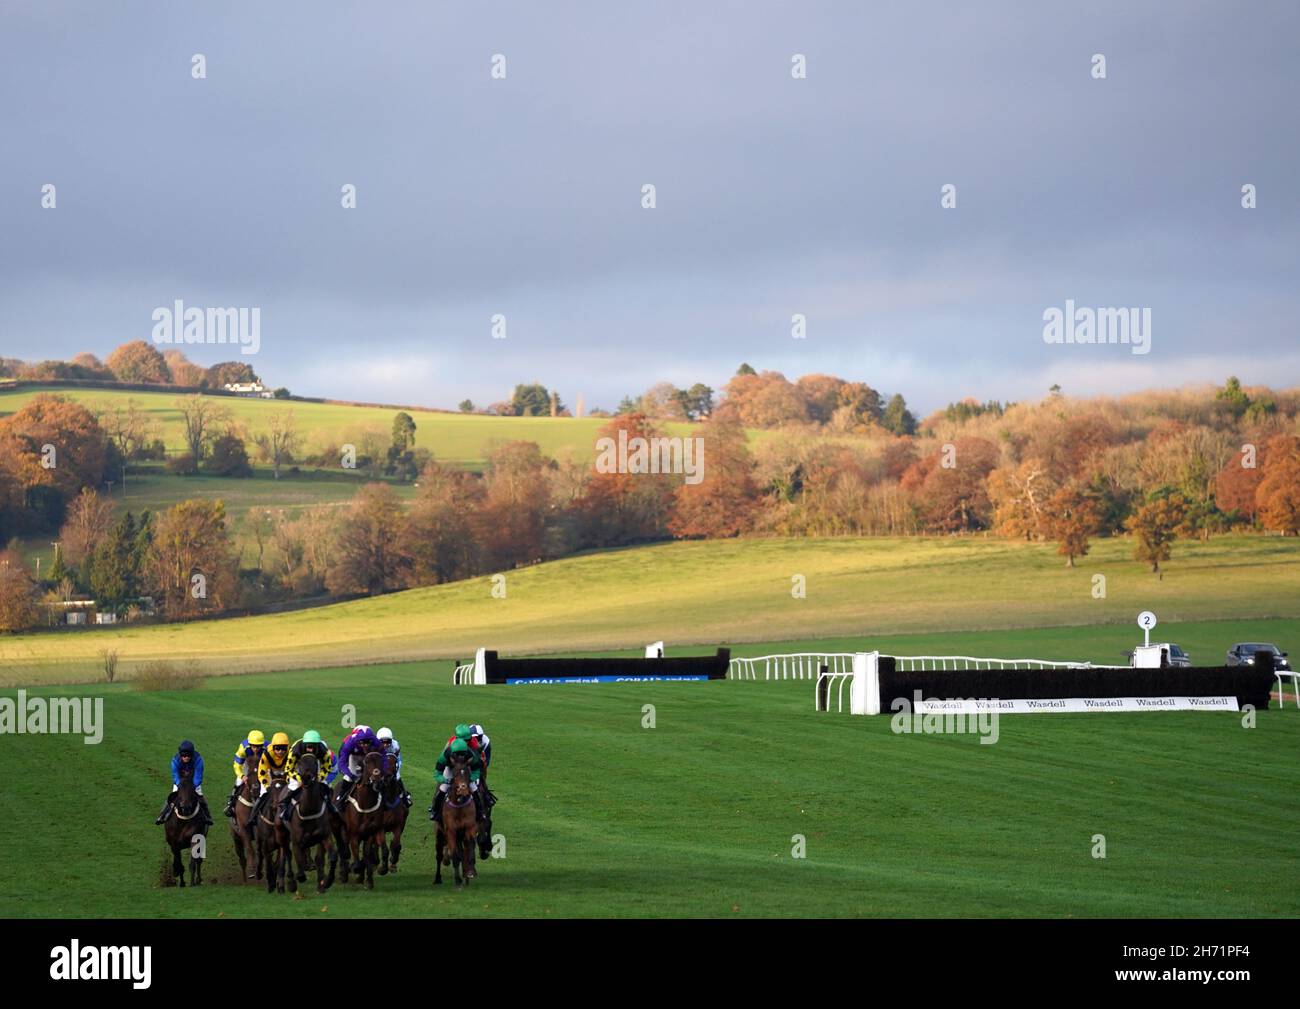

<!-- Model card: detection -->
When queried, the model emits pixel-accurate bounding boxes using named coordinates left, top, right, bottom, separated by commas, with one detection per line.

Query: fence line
left=890, top=655, right=1126, bottom=672
left=728, top=653, right=856, bottom=681
left=452, top=662, right=475, bottom=685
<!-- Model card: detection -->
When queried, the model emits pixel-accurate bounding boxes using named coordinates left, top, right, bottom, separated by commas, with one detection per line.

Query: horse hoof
left=377, top=866, right=388, bottom=876
left=297, top=873, right=306, bottom=883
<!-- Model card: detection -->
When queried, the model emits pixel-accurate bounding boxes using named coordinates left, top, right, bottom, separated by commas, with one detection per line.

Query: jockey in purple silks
left=332, top=724, right=379, bottom=807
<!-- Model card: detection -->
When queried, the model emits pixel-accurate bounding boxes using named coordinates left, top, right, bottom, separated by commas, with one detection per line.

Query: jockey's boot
left=401, top=784, right=413, bottom=807
left=223, top=783, right=239, bottom=817
left=198, top=795, right=214, bottom=827
left=277, top=795, right=294, bottom=822
left=154, top=798, right=173, bottom=825
left=430, top=790, right=445, bottom=824
left=473, top=789, right=487, bottom=824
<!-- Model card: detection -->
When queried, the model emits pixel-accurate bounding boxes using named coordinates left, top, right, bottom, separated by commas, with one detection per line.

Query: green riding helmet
left=302, top=729, right=323, bottom=745
left=454, top=723, right=472, bottom=739
left=450, top=737, right=470, bottom=755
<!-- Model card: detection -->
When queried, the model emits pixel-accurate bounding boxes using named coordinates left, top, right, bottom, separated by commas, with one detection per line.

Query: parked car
left=1125, top=643, right=1192, bottom=668
left=1226, top=642, right=1291, bottom=670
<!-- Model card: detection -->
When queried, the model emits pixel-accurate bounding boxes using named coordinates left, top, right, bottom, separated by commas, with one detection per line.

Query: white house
left=223, top=381, right=273, bottom=399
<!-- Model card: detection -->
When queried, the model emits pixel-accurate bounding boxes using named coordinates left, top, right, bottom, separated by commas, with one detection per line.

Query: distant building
left=223, top=381, right=272, bottom=398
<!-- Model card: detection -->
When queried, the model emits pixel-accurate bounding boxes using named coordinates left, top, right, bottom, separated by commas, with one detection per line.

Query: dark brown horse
left=336, top=750, right=384, bottom=889
left=257, top=770, right=288, bottom=893
left=434, top=755, right=478, bottom=887
left=274, top=754, right=337, bottom=894
left=162, top=766, right=208, bottom=886
left=377, top=752, right=409, bottom=876
left=230, top=762, right=261, bottom=881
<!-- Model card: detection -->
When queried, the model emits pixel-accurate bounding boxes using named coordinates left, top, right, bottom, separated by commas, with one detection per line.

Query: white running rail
left=453, top=662, right=475, bottom=685
left=728, top=652, right=856, bottom=681
left=816, top=671, right=856, bottom=712
left=891, top=655, right=1125, bottom=671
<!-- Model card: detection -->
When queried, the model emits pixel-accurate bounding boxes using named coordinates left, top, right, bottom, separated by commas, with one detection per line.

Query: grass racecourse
left=0, top=534, right=1298, bottom=917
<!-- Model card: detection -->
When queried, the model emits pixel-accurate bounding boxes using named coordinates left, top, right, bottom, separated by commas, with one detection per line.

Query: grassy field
left=0, top=385, right=698, bottom=467
left=1, top=633, right=1296, bottom=918
left=3, top=534, right=1297, bottom=685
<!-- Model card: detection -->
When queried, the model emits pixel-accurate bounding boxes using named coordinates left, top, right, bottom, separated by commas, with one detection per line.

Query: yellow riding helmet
left=247, top=730, right=265, bottom=746
left=271, top=731, right=290, bottom=747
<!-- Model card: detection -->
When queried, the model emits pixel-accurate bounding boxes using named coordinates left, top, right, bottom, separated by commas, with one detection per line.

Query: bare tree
left=175, top=395, right=231, bottom=462
left=255, top=409, right=303, bottom=479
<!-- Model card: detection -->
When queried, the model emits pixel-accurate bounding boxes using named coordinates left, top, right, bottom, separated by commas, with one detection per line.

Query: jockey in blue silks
left=155, top=739, right=213, bottom=826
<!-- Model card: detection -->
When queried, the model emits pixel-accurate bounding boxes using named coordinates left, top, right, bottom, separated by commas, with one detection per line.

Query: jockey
left=224, top=729, right=266, bottom=817
left=249, top=732, right=291, bottom=823
left=278, top=730, right=336, bottom=820
left=332, top=724, right=380, bottom=806
left=155, top=739, right=212, bottom=826
left=468, top=722, right=493, bottom=790
left=376, top=726, right=413, bottom=807
left=429, top=731, right=485, bottom=825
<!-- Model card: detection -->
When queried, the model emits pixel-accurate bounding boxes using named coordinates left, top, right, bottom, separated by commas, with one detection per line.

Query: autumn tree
left=147, top=500, right=237, bottom=617
left=1257, top=435, right=1300, bottom=535
left=1215, top=451, right=1264, bottom=523
left=905, top=437, right=1000, bottom=532
left=326, top=484, right=407, bottom=596
left=1126, top=489, right=1187, bottom=575
left=668, top=416, right=759, bottom=538
left=0, top=547, right=40, bottom=632
left=106, top=340, right=172, bottom=384
left=987, top=460, right=1058, bottom=540
left=403, top=462, right=483, bottom=584
left=579, top=413, right=677, bottom=546
left=476, top=441, right=553, bottom=570
left=1045, top=484, right=1101, bottom=567
left=206, top=361, right=258, bottom=388
left=163, top=350, right=207, bottom=387
left=0, top=395, right=108, bottom=528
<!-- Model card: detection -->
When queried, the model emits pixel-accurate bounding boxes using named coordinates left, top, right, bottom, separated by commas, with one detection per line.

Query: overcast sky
left=1, top=1, right=1296, bottom=414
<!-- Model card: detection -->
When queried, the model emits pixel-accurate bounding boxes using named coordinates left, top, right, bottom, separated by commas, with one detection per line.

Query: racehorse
left=257, top=770, right=288, bottom=894
left=274, top=754, right=337, bottom=894
left=336, top=750, right=384, bottom=889
left=377, top=751, right=408, bottom=876
left=162, top=765, right=208, bottom=886
left=231, top=761, right=261, bottom=882
left=434, top=754, right=478, bottom=887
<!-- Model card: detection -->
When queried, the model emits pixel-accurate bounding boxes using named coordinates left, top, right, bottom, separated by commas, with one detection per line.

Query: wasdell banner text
left=912, top=696, right=1240, bottom=714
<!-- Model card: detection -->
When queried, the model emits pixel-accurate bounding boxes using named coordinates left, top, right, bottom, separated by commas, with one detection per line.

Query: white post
left=473, top=647, right=487, bottom=686
left=850, top=651, right=880, bottom=716
left=645, top=641, right=664, bottom=658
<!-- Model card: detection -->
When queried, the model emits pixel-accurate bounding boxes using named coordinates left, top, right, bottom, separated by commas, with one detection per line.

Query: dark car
left=1226, top=643, right=1291, bottom=670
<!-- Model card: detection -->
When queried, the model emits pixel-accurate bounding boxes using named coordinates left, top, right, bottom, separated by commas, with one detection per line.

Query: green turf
left=1, top=643, right=1296, bottom=918
left=4, top=533, right=1297, bottom=684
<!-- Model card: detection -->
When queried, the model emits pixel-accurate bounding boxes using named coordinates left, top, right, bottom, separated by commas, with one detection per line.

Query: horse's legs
left=465, top=832, right=477, bottom=882
left=390, top=826, right=403, bottom=873
left=378, top=831, right=390, bottom=876
left=323, top=840, right=337, bottom=891
left=434, top=828, right=444, bottom=885
left=172, top=842, right=184, bottom=887
left=364, top=836, right=376, bottom=889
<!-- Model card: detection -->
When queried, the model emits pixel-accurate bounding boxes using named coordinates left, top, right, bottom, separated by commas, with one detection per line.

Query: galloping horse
left=434, top=754, right=478, bottom=887
left=162, top=765, right=208, bottom=886
left=230, top=761, right=261, bottom=881
left=336, top=750, right=384, bottom=889
left=377, top=751, right=409, bottom=876
left=257, top=770, right=288, bottom=894
left=274, top=754, right=337, bottom=894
